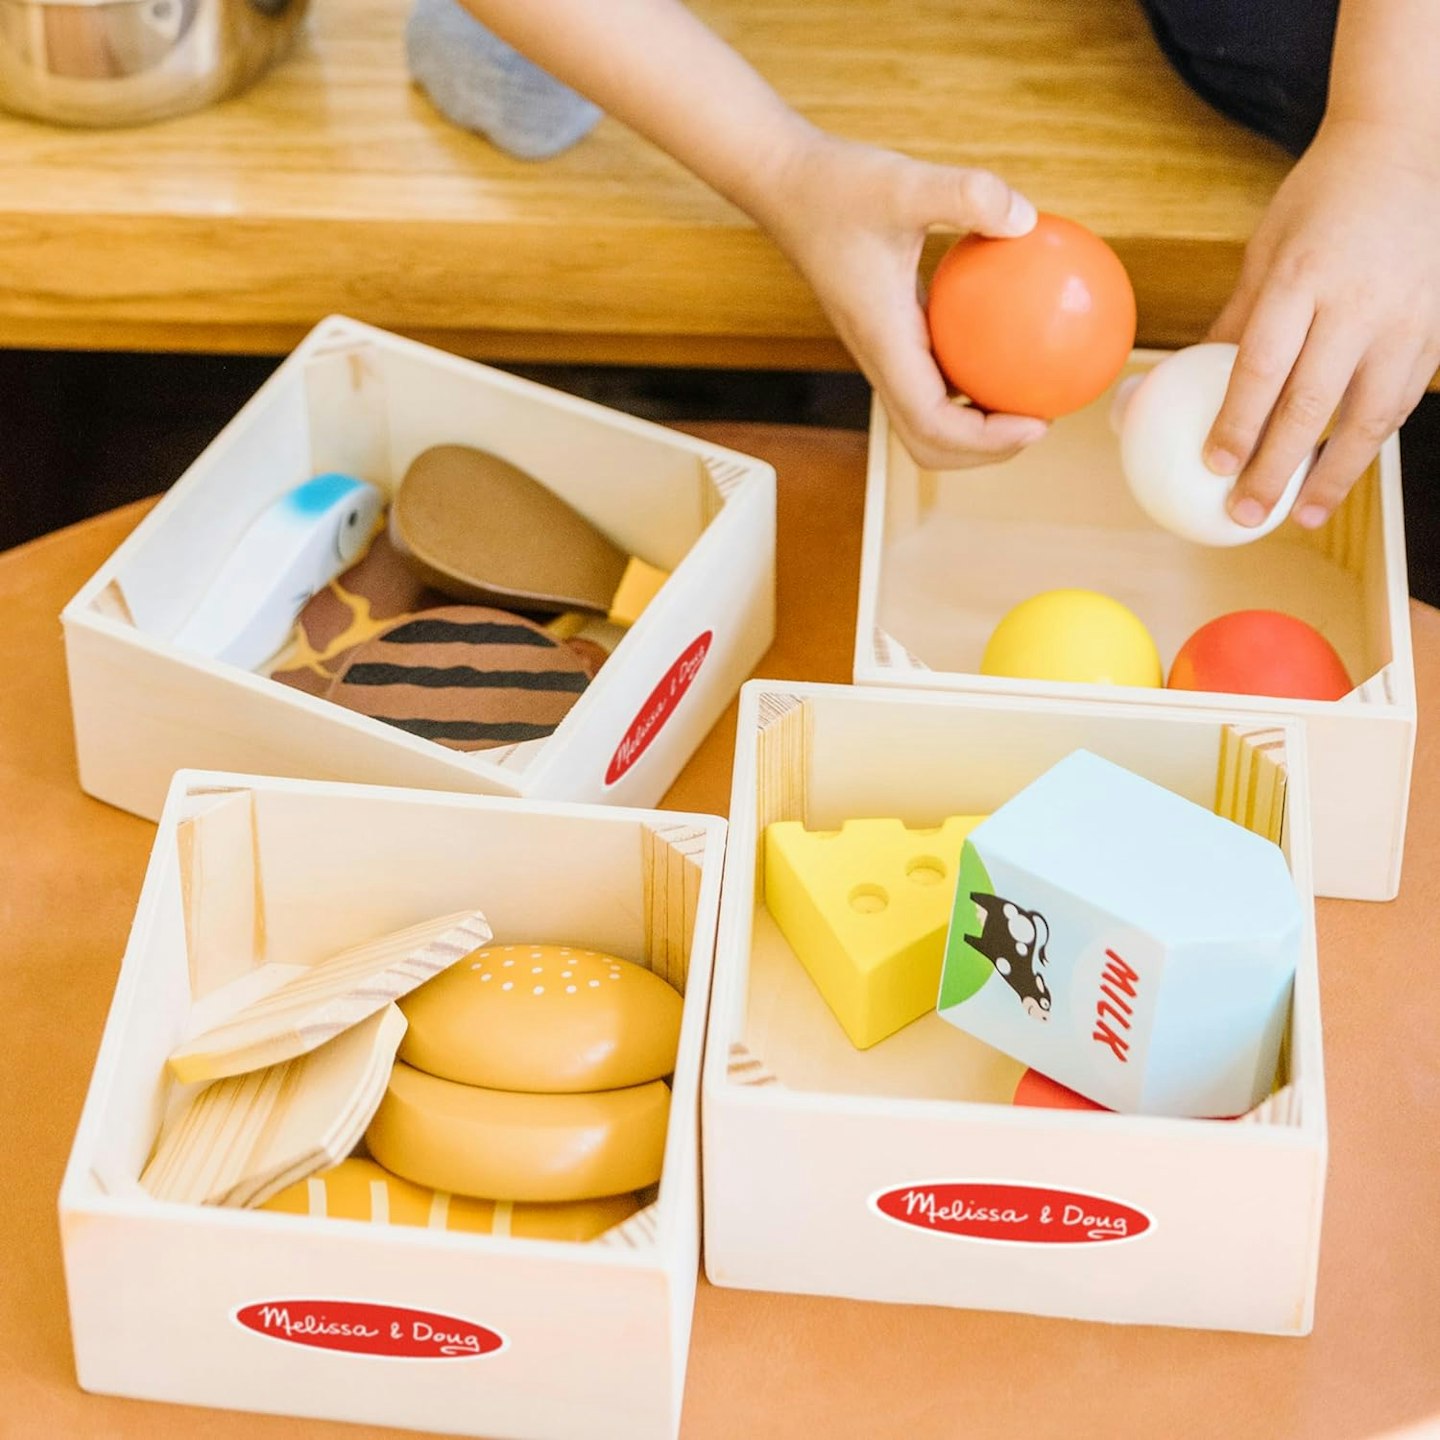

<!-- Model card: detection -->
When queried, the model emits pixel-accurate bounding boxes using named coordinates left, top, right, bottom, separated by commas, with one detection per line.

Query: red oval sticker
left=871, top=1182, right=1151, bottom=1245
left=605, top=631, right=713, bottom=786
left=234, top=1300, right=506, bottom=1359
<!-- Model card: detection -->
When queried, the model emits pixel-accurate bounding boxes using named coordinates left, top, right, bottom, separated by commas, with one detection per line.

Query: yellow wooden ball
left=981, top=589, right=1162, bottom=687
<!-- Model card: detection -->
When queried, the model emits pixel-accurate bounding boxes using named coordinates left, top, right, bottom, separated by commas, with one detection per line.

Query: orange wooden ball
left=926, top=213, right=1137, bottom=419
left=1167, top=610, right=1353, bottom=702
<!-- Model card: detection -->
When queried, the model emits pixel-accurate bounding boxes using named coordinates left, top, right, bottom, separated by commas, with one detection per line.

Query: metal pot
left=0, top=0, right=308, bottom=127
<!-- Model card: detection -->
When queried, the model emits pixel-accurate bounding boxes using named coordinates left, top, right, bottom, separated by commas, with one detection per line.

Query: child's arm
left=1204, top=0, right=1440, bottom=529
left=456, top=0, right=1049, bottom=469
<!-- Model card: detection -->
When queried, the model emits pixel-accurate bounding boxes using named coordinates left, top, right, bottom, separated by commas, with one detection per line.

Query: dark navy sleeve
left=1136, top=0, right=1340, bottom=154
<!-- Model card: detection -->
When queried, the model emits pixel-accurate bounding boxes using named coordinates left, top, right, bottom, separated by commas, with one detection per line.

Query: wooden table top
left=0, top=0, right=1291, bottom=363
left=3, top=421, right=1439, bottom=1440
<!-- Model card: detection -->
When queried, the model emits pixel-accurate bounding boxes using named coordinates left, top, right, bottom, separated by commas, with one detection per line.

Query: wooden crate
left=704, top=680, right=1324, bottom=1336
left=60, top=771, right=725, bottom=1440
left=854, top=352, right=1415, bottom=901
left=60, top=316, right=776, bottom=821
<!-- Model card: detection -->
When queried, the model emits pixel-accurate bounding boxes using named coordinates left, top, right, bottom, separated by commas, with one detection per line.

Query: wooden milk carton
left=936, top=749, right=1302, bottom=1117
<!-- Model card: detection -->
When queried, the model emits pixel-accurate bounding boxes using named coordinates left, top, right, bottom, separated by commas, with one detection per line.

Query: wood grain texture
left=141, top=1005, right=408, bottom=1208
left=642, top=819, right=707, bottom=992
left=166, top=909, right=491, bottom=1085
left=0, top=0, right=1294, bottom=359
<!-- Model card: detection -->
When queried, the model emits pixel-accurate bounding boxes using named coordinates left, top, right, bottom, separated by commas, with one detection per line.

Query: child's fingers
left=908, top=163, right=1037, bottom=241
left=1225, top=314, right=1366, bottom=526
left=1288, top=342, right=1429, bottom=528
left=892, top=400, right=1048, bottom=472
left=877, top=330, right=1049, bottom=470
left=1205, top=228, right=1273, bottom=348
left=849, top=295, right=1043, bottom=467
left=888, top=380, right=1048, bottom=471
left=1205, top=271, right=1260, bottom=347
left=1202, top=284, right=1315, bottom=483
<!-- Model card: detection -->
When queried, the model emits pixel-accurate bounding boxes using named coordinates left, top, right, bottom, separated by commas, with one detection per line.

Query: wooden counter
left=0, top=0, right=1292, bottom=364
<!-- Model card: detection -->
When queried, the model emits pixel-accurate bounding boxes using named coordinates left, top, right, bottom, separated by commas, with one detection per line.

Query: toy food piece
left=366, top=1062, right=670, bottom=1202
left=1116, top=343, right=1312, bottom=546
left=259, top=1157, right=640, bottom=1241
left=271, top=528, right=453, bottom=695
left=1012, top=1068, right=1108, bottom=1112
left=142, top=1006, right=407, bottom=1209
left=1168, top=610, right=1352, bottom=702
left=981, top=589, right=1162, bottom=687
left=926, top=213, right=1136, bottom=419
left=564, top=635, right=609, bottom=679
left=399, top=944, right=682, bottom=1092
left=543, top=611, right=626, bottom=680
left=765, top=816, right=986, bottom=1050
left=391, top=445, right=670, bottom=624
left=167, top=910, right=492, bottom=1085
left=1012, top=1069, right=1247, bottom=1120
left=324, top=605, right=591, bottom=750
left=937, top=750, right=1301, bottom=1117
left=172, top=473, right=384, bottom=671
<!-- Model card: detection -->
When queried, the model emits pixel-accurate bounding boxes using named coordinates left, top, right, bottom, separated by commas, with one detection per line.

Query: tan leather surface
left=2, top=421, right=1437, bottom=1440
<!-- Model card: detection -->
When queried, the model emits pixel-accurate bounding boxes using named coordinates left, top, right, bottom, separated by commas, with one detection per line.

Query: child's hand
left=1204, top=119, right=1440, bottom=529
left=760, top=133, right=1050, bottom=470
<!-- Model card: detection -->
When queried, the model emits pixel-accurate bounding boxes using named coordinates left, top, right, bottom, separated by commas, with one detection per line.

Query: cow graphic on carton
left=967, top=894, right=1053, bottom=1021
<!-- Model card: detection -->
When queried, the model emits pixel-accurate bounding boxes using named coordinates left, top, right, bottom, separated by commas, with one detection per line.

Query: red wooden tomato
left=1012, top=1068, right=1242, bottom=1121
left=1168, top=610, right=1353, bottom=702
left=1011, top=1069, right=1109, bottom=1113
left=926, top=213, right=1137, bottom=419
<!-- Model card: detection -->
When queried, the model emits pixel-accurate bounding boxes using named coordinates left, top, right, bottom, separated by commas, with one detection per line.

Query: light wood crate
left=61, top=316, right=776, bottom=822
left=60, top=771, right=725, bottom=1440
left=704, top=680, right=1325, bottom=1336
left=854, top=353, right=1415, bottom=901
